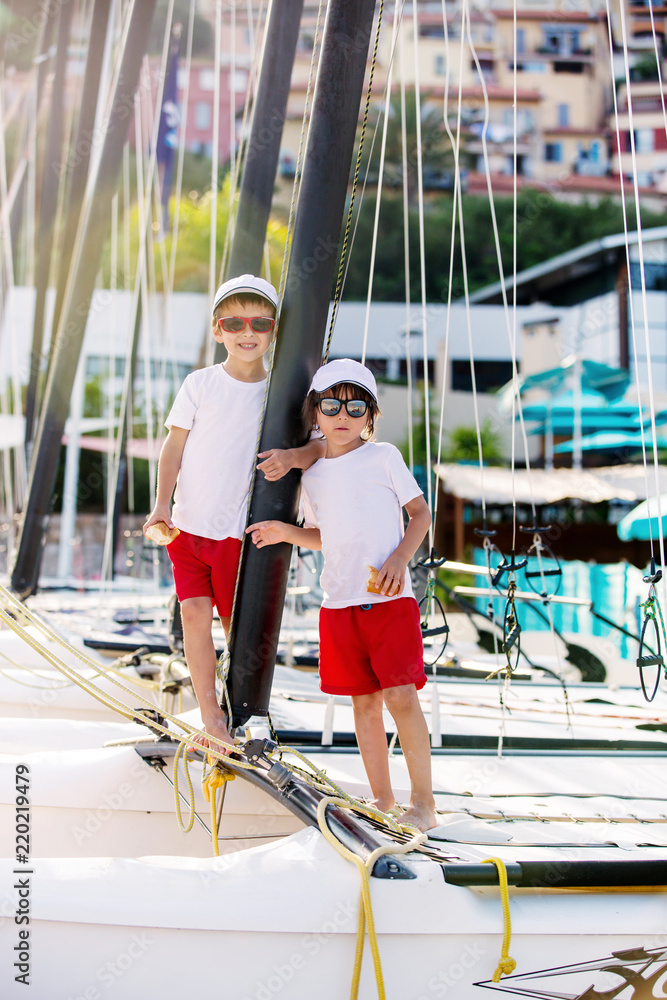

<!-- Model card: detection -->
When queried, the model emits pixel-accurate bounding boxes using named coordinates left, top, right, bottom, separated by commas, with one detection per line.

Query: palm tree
left=360, top=88, right=466, bottom=206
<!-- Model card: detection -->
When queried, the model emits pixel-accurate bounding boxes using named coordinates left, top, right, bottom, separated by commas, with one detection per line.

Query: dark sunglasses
left=318, top=398, right=368, bottom=418
left=217, top=316, right=275, bottom=334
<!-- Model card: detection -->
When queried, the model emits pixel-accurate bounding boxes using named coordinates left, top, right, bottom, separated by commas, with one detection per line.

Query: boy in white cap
left=144, top=275, right=325, bottom=753
left=247, top=359, right=436, bottom=832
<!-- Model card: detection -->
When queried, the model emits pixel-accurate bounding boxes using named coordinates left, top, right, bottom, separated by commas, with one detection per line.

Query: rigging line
left=616, top=0, right=666, bottom=582
left=400, top=32, right=413, bottom=472
left=207, top=0, right=223, bottom=368
left=228, top=2, right=237, bottom=223
left=0, top=77, right=26, bottom=515
left=648, top=0, right=667, bottom=140
left=25, top=66, right=36, bottom=290
left=604, top=9, right=648, bottom=527
left=436, top=0, right=465, bottom=521
left=100, top=29, right=175, bottom=579
left=510, top=0, right=518, bottom=555
left=464, top=1, right=537, bottom=524
left=168, top=0, right=195, bottom=299
left=323, top=0, right=385, bottom=363
left=327, top=11, right=405, bottom=322
left=275, top=0, right=325, bottom=304
left=123, top=143, right=131, bottom=291
left=160, top=4, right=198, bottom=411
left=219, top=0, right=268, bottom=285
left=453, top=7, right=489, bottom=526
left=360, top=0, right=404, bottom=367
left=412, top=0, right=433, bottom=531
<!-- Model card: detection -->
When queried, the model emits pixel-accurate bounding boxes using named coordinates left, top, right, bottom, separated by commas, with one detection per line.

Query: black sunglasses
left=318, top=398, right=368, bottom=418
left=217, top=316, right=275, bottom=334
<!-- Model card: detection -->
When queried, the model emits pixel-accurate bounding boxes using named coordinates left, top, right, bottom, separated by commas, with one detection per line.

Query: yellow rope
left=316, top=796, right=427, bottom=1000
left=481, top=857, right=517, bottom=982
left=172, top=740, right=196, bottom=833
left=202, top=761, right=235, bottom=856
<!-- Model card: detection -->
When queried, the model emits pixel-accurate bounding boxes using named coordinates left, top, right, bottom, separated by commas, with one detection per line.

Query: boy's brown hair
left=212, top=292, right=277, bottom=325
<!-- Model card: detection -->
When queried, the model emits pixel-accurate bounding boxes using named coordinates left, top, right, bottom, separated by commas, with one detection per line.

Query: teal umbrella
left=618, top=494, right=667, bottom=541
left=554, top=429, right=667, bottom=453
left=497, top=356, right=631, bottom=415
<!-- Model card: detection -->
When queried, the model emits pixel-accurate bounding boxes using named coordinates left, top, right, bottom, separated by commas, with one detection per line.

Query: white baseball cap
left=212, top=273, right=279, bottom=314
left=309, top=359, right=378, bottom=401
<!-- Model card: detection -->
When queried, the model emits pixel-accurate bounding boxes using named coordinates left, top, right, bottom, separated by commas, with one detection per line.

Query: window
left=434, top=54, right=446, bottom=76
left=557, top=103, right=569, bottom=127
left=451, top=360, right=515, bottom=393
left=516, top=28, right=525, bottom=54
left=195, top=102, right=211, bottom=130
left=545, top=142, right=562, bottom=162
left=199, top=68, right=215, bottom=91
left=634, top=128, right=655, bottom=153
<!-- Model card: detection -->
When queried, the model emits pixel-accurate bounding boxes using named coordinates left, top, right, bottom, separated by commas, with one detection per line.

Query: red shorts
left=167, top=531, right=242, bottom=619
left=319, top=598, right=426, bottom=696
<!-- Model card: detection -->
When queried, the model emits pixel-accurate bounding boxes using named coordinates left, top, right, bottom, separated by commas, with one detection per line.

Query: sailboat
left=1, top=0, right=667, bottom=998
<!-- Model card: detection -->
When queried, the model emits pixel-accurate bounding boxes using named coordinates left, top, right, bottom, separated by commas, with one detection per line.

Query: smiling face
left=213, top=296, right=275, bottom=381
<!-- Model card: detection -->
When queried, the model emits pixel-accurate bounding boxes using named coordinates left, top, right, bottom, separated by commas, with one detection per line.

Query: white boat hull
left=0, top=829, right=664, bottom=999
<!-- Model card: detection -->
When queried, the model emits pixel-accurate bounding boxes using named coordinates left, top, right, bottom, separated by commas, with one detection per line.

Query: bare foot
left=188, top=717, right=235, bottom=756
left=399, top=802, right=437, bottom=833
left=372, top=796, right=396, bottom=814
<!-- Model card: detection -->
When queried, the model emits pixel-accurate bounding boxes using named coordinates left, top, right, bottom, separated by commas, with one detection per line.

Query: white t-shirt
left=301, top=441, right=423, bottom=609
left=166, top=364, right=265, bottom=540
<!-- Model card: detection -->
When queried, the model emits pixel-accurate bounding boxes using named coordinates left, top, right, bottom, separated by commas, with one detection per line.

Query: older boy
left=144, top=274, right=324, bottom=752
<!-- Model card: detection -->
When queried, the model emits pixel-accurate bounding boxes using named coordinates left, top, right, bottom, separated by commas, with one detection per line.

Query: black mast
left=10, top=0, right=159, bottom=598
left=227, top=0, right=379, bottom=727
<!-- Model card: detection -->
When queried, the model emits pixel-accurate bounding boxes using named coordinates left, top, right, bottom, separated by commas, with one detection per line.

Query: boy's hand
left=257, top=448, right=293, bottom=481
left=246, top=520, right=289, bottom=547
left=143, top=506, right=174, bottom=538
left=376, top=553, right=408, bottom=596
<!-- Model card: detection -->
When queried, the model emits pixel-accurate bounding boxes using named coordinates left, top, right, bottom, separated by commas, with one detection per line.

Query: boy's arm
left=375, top=495, right=431, bottom=596
left=256, top=436, right=326, bottom=481
left=143, top=426, right=190, bottom=533
left=246, top=520, right=322, bottom=551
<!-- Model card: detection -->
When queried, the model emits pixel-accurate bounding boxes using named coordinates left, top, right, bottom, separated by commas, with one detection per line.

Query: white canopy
left=435, top=463, right=667, bottom=505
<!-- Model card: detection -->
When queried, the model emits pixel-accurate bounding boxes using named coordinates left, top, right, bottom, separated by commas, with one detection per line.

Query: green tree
left=442, top=420, right=503, bottom=465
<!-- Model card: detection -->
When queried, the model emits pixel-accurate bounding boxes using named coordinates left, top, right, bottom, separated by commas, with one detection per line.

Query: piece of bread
left=145, top=521, right=180, bottom=545
left=366, top=565, right=384, bottom=595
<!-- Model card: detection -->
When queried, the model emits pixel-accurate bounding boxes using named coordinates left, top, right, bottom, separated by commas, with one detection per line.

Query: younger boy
left=143, top=274, right=325, bottom=752
left=247, top=359, right=436, bottom=832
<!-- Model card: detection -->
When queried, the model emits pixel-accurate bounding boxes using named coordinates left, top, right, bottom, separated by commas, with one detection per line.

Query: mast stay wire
left=411, top=0, right=433, bottom=533
left=461, top=3, right=570, bottom=680
left=613, top=0, right=666, bottom=599
left=217, top=0, right=269, bottom=289
left=206, top=0, right=223, bottom=367
left=360, top=0, right=404, bottom=369
left=321, top=5, right=406, bottom=351
left=400, top=34, right=414, bottom=473
left=98, top=1, right=176, bottom=585
left=322, top=0, right=386, bottom=363
left=452, top=2, right=510, bottom=679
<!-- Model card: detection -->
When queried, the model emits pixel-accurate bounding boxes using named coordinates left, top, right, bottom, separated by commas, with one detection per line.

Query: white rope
left=360, top=0, right=403, bottom=366
left=464, top=1, right=537, bottom=525
left=207, top=0, right=223, bottom=367
left=647, top=0, right=667, bottom=142
left=613, top=0, right=666, bottom=610
left=411, top=1, right=433, bottom=537
left=399, top=34, right=413, bottom=472
left=435, top=1, right=463, bottom=525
